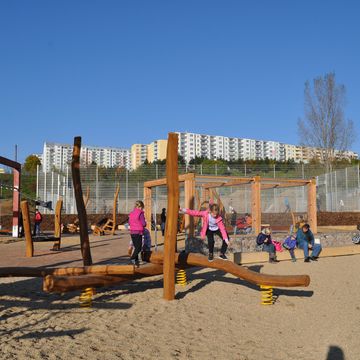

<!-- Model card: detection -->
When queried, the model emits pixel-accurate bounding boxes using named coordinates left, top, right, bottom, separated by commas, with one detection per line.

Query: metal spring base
left=260, top=285, right=274, bottom=305
left=176, top=269, right=187, bottom=286
left=79, top=287, right=95, bottom=307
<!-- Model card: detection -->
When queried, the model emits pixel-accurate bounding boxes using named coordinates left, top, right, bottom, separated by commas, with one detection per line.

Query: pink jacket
left=129, top=208, right=146, bottom=234
left=184, top=209, right=228, bottom=241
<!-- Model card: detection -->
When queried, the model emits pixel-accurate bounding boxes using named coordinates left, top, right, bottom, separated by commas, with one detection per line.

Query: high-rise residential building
left=42, top=142, right=130, bottom=172
left=174, top=131, right=358, bottom=164
left=131, top=140, right=168, bottom=169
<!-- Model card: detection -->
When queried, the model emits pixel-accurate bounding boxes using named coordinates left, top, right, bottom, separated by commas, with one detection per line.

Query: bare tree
left=298, top=72, right=355, bottom=171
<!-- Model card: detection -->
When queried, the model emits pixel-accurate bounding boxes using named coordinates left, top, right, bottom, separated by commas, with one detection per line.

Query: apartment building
left=130, top=140, right=168, bottom=169
left=175, top=131, right=358, bottom=164
left=42, top=142, right=130, bottom=172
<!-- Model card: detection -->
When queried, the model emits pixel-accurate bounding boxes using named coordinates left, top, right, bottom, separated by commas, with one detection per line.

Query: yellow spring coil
left=176, top=269, right=187, bottom=286
left=260, top=285, right=273, bottom=305
left=79, top=287, right=95, bottom=307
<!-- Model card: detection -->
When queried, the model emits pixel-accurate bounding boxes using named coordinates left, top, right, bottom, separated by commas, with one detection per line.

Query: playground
left=1, top=134, right=360, bottom=359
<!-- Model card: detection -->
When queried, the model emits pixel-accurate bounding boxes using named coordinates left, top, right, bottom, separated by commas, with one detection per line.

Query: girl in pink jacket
left=182, top=203, right=230, bottom=262
left=128, top=200, right=146, bottom=266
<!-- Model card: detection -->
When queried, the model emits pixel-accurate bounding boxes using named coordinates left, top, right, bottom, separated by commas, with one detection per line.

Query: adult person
left=296, top=223, right=322, bottom=262
left=160, top=208, right=166, bottom=237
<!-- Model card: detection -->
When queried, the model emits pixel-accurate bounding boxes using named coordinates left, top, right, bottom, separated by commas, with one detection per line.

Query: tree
left=23, top=155, right=41, bottom=173
left=298, top=72, right=356, bottom=171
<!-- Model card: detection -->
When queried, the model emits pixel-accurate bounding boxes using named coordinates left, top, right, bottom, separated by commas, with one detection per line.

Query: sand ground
left=0, top=234, right=359, bottom=360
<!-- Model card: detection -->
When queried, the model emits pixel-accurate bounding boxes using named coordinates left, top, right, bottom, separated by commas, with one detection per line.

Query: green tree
left=23, top=155, right=41, bottom=174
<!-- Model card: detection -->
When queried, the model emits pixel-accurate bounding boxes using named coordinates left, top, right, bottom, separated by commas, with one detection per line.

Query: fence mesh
left=34, top=163, right=360, bottom=215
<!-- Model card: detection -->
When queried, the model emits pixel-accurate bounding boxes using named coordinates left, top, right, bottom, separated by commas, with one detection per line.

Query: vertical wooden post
left=52, top=199, right=63, bottom=250
left=163, top=133, right=179, bottom=301
left=251, top=176, right=261, bottom=235
left=72, top=137, right=93, bottom=266
left=21, top=200, right=33, bottom=257
left=111, top=184, right=120, bottom=235
left=307, top=178, right=317, bottom=234
left=144, top=186, right=152, bottom=232
left=184, top=174, right=195, bottom=238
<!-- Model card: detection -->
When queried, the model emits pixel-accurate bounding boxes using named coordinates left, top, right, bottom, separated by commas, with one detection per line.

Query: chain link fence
left=34, top=162, right=360, bottom=215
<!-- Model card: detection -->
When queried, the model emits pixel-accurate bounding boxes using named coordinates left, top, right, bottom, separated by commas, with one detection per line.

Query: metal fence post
left=95, top=165, right=99, bottom=213
left=244, top=163, right=247, bottom=176
left=125, top=169, right=128, bottom=212
left=36, top=165, right=39, bottom=199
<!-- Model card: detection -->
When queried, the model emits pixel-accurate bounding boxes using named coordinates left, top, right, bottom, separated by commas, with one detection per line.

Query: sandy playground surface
left=0, top=234, right=360, bottom=360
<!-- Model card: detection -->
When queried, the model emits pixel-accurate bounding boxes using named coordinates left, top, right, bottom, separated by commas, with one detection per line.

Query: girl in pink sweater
left=128, top=200, right=146, bottom=266
left=182, top=203, right=230, bottom=261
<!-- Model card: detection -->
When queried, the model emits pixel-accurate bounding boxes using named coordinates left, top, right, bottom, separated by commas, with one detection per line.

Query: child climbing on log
left=128, top=200, right=146, bottom=266
left=181, top=203, right=230, bottom=262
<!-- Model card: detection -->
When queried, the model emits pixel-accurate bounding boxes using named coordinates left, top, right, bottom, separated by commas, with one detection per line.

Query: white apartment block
left=42, top=142, right=130, bottom=172
left=175, top=131, right=358, bottom=164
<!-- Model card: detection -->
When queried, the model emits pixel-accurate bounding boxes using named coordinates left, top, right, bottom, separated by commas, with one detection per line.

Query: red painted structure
left=0, top=156, right=21, bottom=237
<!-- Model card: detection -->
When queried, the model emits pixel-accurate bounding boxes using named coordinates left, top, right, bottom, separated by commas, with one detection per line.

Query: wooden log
left=52, top=199, right=63, bottom=250
left=149, top=252, right=310, bottom=288
left=144, top=186, right=152, bottom=232
left=72, top=136, right=92, bottom=266
left=308, top=178, right=317, bottom=234
left=163, top=133, right=179, bottom=301
left=251, top=176, right=261, bottom=235
left=0, top=263, right=164, bottom=278
left=21, top=200, right=33, bottom=257
left=43, top=274, right=128, bottom=293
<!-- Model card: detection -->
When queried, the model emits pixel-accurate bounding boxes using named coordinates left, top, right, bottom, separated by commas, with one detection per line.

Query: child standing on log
left=128, top=200, right=146, bottom=266
left=181, top=203, right=230, bottom=262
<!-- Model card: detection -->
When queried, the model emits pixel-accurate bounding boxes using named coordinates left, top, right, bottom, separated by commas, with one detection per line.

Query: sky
left=0, top=0, right=360, bottom=162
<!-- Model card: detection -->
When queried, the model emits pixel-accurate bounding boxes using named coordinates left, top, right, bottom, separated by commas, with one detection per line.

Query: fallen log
left=43, top=274, right=129, bottom=293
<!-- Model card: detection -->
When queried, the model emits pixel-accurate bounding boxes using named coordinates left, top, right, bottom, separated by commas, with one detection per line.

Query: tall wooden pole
left=251, top=176, right=261, bottom=235
left=144, top=186, right=152, bottom=232
left=72, top=137, right=92, bottom=266
left=52, top=199, right=63, bottom=250
left=21, top=200, right=33, bottom=257
left=184, top=174, right=195, bottom=238
left=307, top=178, right=317, bottom=234
left=163, top=133, right=179, bottom=301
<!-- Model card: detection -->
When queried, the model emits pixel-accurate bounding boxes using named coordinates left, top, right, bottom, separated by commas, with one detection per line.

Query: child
left=128, top=228, right=152, bottom=261
left=128, top=200, right=146, bottom=266
left=33, top=209, right=42, bottom=236
left=182, top=203, right=230, bottom=262
left=352, top=224, right=360, bottom=244
left=256, top=227, right=279, bottom=263
left=283, top=234, right=297, bottom=262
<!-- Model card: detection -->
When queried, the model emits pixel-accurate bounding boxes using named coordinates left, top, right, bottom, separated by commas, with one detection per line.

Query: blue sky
left=0, top=0, right=359, bottom=162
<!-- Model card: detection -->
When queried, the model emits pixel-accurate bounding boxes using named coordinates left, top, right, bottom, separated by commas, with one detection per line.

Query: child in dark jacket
left=128, top=200, right=146, bottom=266
left=256, top=227, right=279, bottom=263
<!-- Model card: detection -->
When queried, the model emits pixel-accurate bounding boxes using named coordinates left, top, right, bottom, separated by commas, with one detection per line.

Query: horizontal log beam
left=144, top=173, right=195, bottom=188
left=149, top=252, right=310, bottom=288
left=43, top=274, right=129, bottom=293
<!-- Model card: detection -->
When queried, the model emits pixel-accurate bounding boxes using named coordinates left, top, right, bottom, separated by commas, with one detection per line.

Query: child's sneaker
left=219, top=254, right=228, bottom=261
left=208, top=253, right=214, bottom=262
left=291, top=258, right=297, bottom=262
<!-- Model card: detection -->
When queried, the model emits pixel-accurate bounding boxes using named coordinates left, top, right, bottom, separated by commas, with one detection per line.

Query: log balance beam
left=0, top=251, right=310, bottom=293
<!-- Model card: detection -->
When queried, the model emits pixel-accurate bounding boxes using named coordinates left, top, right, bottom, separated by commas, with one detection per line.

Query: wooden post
left=111, top=184, right=120, bottom=235
left=251, top=176, right=261, bottom=235
left=21, top=200, right=33, bottom=257
left=52, top=199, right=63, bottom=250
left=72, top=137, right=93, bottom=266
left=307, top=178, right=317, bottom=234
left=184, top=174, right=195, bottom=238
left=163, top=133, right=179, bottom=301
left=144, top=186, right=152, bottom=232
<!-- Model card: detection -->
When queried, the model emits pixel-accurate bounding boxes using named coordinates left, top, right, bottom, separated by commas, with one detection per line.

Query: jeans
left=262, top=243, right=275, bottom=254
left=289, top=248, right=296, bottom=260
left=206, top=229, right=228, bottom=255
left=33, top=222, right=41, bottom=236
left=299, top=241, right=322, bottom=258
left=130, top=234, right=143, bottom=261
